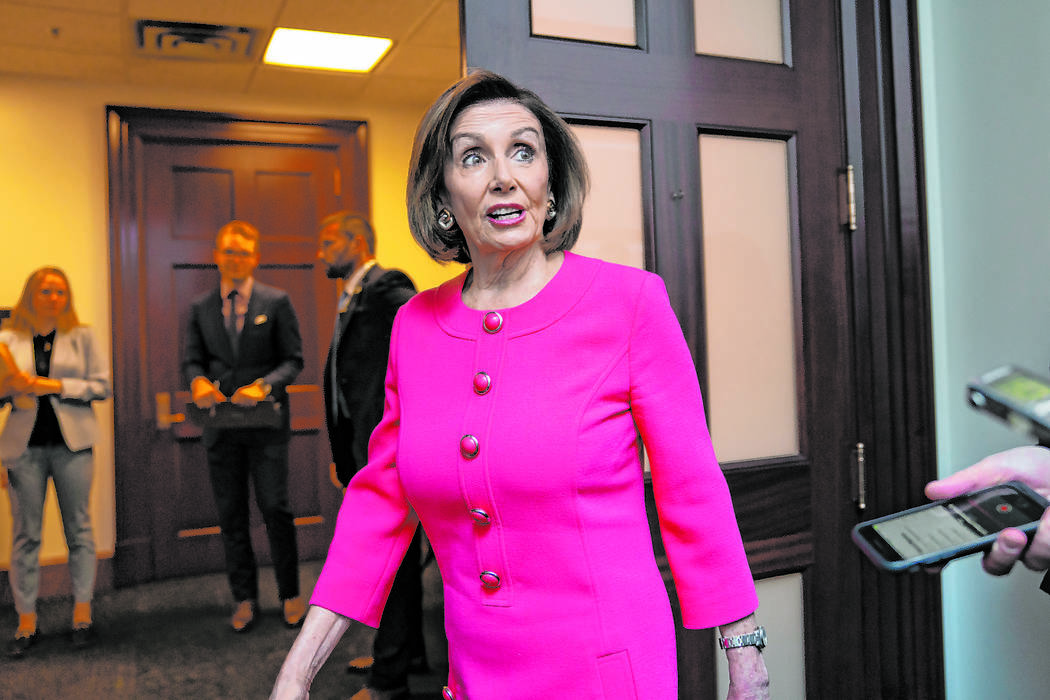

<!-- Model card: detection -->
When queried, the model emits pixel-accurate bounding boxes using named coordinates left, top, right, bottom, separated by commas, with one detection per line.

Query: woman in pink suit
left=273, top=70, right=769, bottom=700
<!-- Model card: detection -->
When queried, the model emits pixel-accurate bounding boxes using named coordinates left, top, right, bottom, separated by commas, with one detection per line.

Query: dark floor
left=0, top=559, right=449, bottom=700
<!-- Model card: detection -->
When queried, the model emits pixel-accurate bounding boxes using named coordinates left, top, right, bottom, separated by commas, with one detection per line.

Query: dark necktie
left=329, top=290, right=351, bottom=422
left=226, top=289, right=240, bottom=358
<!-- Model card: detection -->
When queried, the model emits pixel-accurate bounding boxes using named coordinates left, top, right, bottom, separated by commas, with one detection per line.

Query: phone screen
left=867, top=485, right=1043, bottom=563
left=988, top=372, right=1050, bottom=404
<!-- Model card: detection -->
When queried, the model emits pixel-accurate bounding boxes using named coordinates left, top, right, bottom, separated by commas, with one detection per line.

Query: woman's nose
left=489, top=157, right=515, bottom=191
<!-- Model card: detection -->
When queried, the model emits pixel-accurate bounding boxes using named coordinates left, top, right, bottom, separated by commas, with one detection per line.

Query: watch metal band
left=718, top=625, right=767, bottom=651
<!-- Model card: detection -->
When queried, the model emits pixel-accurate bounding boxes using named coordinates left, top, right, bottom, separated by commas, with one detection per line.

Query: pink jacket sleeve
left=629, top=274, right=758, bottom=628
left=309, top=311, right=419, bottom=627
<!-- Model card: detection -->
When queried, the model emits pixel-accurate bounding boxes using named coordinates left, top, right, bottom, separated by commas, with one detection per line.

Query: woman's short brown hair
left=407, top=69, right=590, bottom=264
left=4, top=266, right=80, bottom=335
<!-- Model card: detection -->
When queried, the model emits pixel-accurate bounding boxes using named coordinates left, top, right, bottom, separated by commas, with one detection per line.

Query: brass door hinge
left=839, top=165, right=857, bottom=231
left=852, top=441, right=867, bottom=510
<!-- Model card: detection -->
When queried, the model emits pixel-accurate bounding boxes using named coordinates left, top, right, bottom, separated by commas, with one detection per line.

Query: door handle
left=155, top=392, right=186, bottom=430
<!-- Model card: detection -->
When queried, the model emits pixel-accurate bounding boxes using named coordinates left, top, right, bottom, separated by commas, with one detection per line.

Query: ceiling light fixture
left=263, top=28, right=392, bottom=72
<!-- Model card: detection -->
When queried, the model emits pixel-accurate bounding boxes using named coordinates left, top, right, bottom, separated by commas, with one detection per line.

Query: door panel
left=699, top=133, right=799, bottom=462
left=108, top=109, right=365, bottom=585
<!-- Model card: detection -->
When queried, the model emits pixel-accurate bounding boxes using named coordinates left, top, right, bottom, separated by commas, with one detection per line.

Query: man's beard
left=325, top=262, right=353, bottom=279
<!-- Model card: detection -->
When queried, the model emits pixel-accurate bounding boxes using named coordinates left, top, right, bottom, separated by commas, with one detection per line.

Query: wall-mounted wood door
left=107, top=109, right=368, bottom=586
left=462, top=0, right=939, bottom=697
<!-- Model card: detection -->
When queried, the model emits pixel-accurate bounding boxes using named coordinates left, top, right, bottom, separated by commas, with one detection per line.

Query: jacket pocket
left=597, top=649, right=638, bottom=700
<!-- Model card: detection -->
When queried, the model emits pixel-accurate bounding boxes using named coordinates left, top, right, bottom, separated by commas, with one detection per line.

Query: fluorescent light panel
left=264, top=28, right=392, bottom=72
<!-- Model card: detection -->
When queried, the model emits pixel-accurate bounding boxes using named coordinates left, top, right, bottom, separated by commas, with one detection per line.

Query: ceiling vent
left=135, top=20, right=257, bottom=61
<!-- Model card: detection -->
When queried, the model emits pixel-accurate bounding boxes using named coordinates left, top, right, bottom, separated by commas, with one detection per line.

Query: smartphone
left=967, top=364, right=1050, bottom=444
left=851, top=481, right=1049, bottom=572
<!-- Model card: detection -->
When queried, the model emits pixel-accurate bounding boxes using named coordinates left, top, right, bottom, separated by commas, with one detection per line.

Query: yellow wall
left=0, top=74, right=460, bottom=570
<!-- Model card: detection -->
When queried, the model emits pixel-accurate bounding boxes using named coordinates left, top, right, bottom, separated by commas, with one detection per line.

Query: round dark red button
left=460, top=434, right=480, bottom=458
left=483, top=311, right=503, bottom=333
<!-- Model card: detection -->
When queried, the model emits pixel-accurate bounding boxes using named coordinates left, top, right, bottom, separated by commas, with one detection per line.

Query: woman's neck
left=35, top=322, right=56, bottom=336
left=463, top=249, right=564, bottom=310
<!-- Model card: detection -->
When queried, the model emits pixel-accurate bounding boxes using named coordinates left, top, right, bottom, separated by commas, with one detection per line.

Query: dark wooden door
left=462, top=0, right=938, bottom=697
left=107, top=109, right=367, bottom=585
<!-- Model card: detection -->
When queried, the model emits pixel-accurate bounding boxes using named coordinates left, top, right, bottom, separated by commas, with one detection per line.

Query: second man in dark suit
left=182, top=220, right=305, bottom=633
left=317, top=211, right=423, bottom=700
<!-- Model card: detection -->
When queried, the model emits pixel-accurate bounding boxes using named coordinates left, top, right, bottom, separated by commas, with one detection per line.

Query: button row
left=461, top=312, right=504, bottom=597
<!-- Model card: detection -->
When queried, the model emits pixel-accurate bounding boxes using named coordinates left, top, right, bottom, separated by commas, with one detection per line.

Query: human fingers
left=925, top=466, right=992, bottom=500
left=1021, top=509, right=1050, bottom=572
left=982, top=528, right=1028, bottom=575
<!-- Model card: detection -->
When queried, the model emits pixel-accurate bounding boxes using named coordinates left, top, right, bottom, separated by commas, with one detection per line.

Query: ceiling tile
left=379, top=45, right=459, bottom=80
left=128, top=0, right=284, bottom=28
left=0, top=44, right=126, bottom=81
left=275, top=0, right=436, bottom=39
left=408, top=0, right=460, bottom=48
left=15, top=0, right=122, bottom=12
left=0, top=0, right=461, bottom=110
left=0, top=4, right=123, bottom=53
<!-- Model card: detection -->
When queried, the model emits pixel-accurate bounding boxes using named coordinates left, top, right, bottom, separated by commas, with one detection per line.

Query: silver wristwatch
left=718, top=625, right=767, bottom=651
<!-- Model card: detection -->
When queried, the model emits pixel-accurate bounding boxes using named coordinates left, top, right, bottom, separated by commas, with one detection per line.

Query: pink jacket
left=312, top=252, right=757, bottom=699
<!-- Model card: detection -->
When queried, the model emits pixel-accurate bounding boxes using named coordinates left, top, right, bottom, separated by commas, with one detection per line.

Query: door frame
left=843, top=0, right=943, bottom=695
left=105, top=108, right=368, bottom=587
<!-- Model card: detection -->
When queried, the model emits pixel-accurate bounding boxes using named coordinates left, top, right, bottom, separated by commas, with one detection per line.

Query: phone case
left=851, top=480, right=1049, bottom=572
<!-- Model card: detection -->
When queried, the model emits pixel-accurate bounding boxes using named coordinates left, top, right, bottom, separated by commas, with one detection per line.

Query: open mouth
left=486, top=205, right=526, bottom=225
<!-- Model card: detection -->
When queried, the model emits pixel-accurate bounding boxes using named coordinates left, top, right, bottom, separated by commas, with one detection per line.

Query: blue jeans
left=5, top=446, right=97, bottom=615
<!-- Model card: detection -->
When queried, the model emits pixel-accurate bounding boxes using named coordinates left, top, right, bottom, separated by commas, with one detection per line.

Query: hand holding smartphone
left=851, top=481, right=1049, bottom=572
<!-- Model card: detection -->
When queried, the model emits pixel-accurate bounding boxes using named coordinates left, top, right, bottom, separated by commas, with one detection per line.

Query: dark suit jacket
left=325, top=265, right=415, bottom=486
left=182, top=280, right=304, bottom=446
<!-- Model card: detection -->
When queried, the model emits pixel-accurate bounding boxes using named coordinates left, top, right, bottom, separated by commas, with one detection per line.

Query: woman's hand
left=719, top=614, right=770, bottom=700
left=7, top=371, right=33, bottom=393
left=269, top=674, right=309, bottom=700
left=28, top=377, right=62, bottom=396
left=269, top=606, right=351, bottom=700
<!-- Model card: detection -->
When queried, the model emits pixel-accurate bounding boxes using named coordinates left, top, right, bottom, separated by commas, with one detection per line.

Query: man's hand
left=231, top=380, right=269, bottom=406
left=926, top=446, right=1050, bottom=575
left=191, top=376, right=226, bottom=409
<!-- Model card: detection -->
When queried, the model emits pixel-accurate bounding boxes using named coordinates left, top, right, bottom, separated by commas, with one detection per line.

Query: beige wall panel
left=571, top=125, right=645, bottom=270
left=694, top=0, right=784, bottom=64
left=531, top=0, right=636, bottom=46
left=700, top=134, right=798, bottom=462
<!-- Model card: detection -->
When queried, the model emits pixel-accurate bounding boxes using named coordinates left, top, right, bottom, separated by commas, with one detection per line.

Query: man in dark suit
left=182, top=220, right=305, bottom=633
left=317, top=211, right=422, bottom=700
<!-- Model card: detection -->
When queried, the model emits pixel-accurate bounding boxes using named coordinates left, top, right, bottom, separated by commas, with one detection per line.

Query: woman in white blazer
left=0, top=267, right=110, bottom=659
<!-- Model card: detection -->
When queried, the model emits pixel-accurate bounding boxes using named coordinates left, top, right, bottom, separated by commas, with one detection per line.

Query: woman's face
left=441, top=99, right=550, bottom=261
left=34, top=273, right=69, bottom=321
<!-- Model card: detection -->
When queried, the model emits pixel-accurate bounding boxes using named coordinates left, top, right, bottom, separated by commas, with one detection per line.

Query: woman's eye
left=512, top=145, right=536, bottom=162
left=461, top=151, right=482, bottom=166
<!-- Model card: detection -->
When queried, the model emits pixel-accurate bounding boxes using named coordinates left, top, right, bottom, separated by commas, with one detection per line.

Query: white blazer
left=0, top=326, right=111, bottom=461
